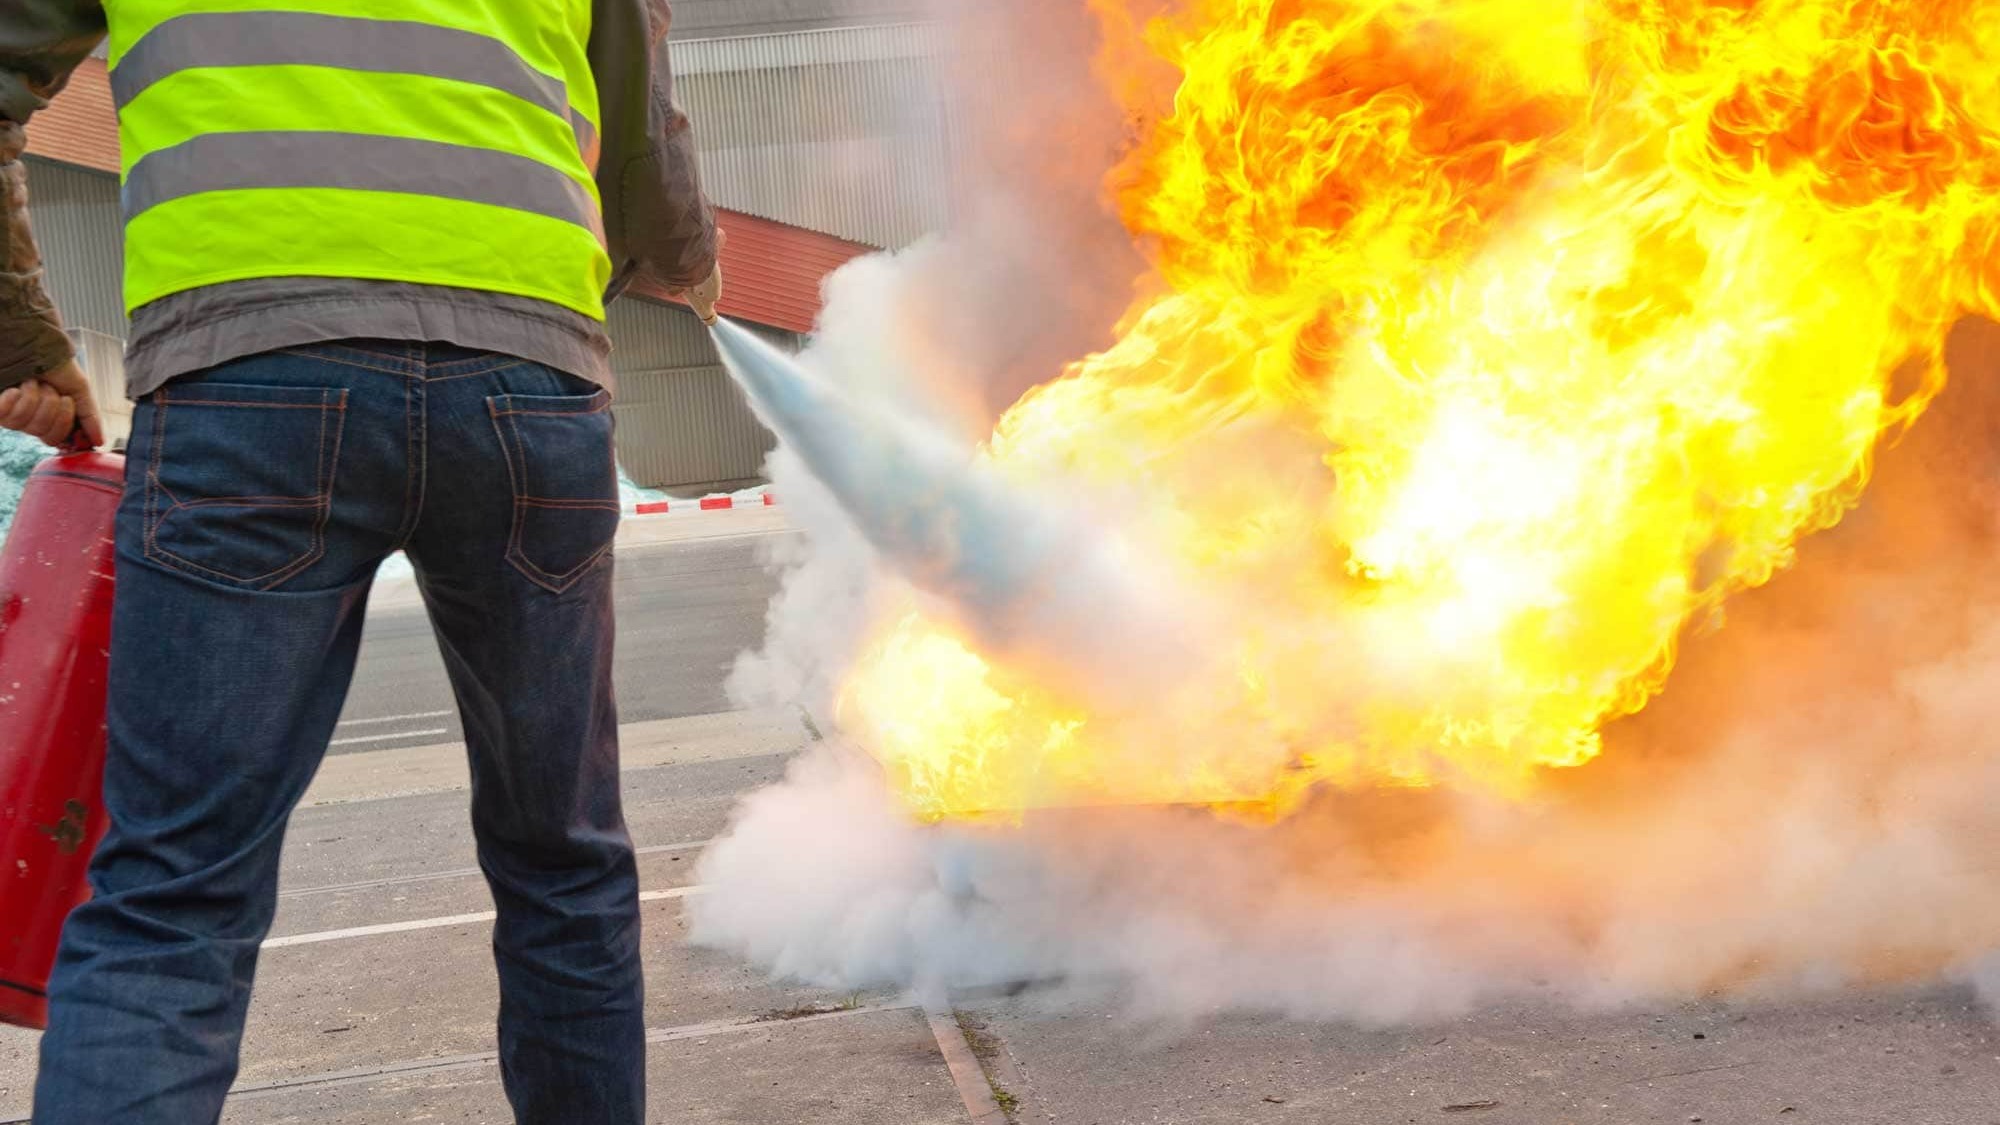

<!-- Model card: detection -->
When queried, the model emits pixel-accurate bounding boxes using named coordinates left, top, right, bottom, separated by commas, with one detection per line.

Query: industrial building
left=21, top=2, right=949, bottom=491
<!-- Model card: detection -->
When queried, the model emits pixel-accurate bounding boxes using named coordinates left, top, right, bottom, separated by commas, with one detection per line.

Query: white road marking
left=204, top=1001, right=915, bottom=1107
left=334, top=710, right=453, bottom=729
left=278, top=839, right=713, bottom=899
left=327, top=727, right=449, bottom=748
left=262, top=886, right=706, bottom=949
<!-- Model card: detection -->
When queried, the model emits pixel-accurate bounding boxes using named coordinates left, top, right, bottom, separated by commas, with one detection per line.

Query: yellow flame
left=840, top=0, right=2000, bottom=819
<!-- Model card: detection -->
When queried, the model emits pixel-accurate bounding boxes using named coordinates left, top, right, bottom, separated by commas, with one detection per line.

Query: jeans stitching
left=146, top=475, right=185, bottom=509
left=276, top=347, right=420, bottom=376
left=486, top=401, right=546, bottom=591
left=510, top=517, right=616, bottom=588
left=393, top=376, right=421, bottom=552
left=500, top=413, right=557, bottom=591
left=487, top=402, right=614, bottom=595
left=135, top=401, right=348, bottom=410
left=142, top=393, right=344, bottom=588
left=147, top=537, right=324, bottom=587
left=426, top=356, right=531, bottom=380
left=413, top=380, right=431, bottom=550
left=490, top=400, right=612, bottom=418
left=283, top=388, right=345, bottom=590
left=512, top=494, right=620, bottom=587
left=423, top=363, right=536, bottom=385
left=144, top=395, right=169, bottom=560
left=519, top=540, right=616, bottom=590
left=233, top=391, right=335, bottom=589
left=489, top=387, right=612, bottom=417
left=168, top=497, right=322, bottom=509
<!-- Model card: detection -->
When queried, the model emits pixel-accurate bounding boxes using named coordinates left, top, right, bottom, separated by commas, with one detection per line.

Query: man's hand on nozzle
left=0, top=361, right=104, bottom=450
left=687, top=259, right=722, bottom=326
left=677, top=226, right=725, bottom=327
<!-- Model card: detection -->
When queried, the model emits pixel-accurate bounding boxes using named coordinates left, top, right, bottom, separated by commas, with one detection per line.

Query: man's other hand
left=673, top=227, right=725, bottom=326
left=0, top=361, right=104, bottom=449
left=687, top=260, right=723, bottom=326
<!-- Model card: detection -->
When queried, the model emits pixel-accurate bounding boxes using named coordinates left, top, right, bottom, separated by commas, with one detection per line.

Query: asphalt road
left=332, top=531, right=787, bottom=755
left=7, top=509, right=1999, bottom=1123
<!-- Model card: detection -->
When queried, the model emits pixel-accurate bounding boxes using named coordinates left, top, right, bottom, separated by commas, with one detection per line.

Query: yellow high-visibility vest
left=106, top=0, right=612, bottom=320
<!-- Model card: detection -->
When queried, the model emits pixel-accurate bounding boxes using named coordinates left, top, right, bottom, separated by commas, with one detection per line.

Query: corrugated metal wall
left=671, top=0, right=928, bottom=39
left=69, top=328, right=134, bottom=447
left=606, top=298, right=795, bottom=490
left=632, top=20, right=951, bottom=485
left=606, top=297, right=724, bottom=370
left=671, top=23, right=953, bottom=249
left=24, top=157, right=126, bottom=338
left=26, top=159, right=135, bottom=447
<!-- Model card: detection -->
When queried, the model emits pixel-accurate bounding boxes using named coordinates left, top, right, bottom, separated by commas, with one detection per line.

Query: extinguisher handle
left=57, top=423, right=96, bottom=455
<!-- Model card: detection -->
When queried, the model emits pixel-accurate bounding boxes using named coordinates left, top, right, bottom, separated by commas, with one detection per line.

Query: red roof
left=23, top=56, right=868, bottom=335
left=633, top=209, right=867, bottom=334
left=25, top=57, right=119, bottom=174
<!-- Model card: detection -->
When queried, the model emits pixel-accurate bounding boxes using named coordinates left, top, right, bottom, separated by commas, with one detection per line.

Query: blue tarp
left=0, top=429, right=43, bottom=544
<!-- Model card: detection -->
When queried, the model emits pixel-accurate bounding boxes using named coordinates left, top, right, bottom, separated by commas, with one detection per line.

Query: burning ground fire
left=693, top=0, right=2000, bottom=1010
left=827, top=0, right=2000, bottom=818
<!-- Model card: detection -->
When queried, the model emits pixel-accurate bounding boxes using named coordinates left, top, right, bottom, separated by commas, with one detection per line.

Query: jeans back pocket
left=488, top=388, right=620, bottom=593
left=143, top=383, right=347, bottom=590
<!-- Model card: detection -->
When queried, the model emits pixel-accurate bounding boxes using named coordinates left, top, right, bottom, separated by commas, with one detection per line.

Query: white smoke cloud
left=724, top=0, right=1151, bottom=723
left=702, top=546, right=2000, bottom=1019
left=700, top=1, right=2000, bottom=1022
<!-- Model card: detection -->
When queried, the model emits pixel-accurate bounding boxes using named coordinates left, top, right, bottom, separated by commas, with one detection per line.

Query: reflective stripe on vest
left=106, top=2, right=609, bottom=320
left=108, top=12, right=601, bottom=168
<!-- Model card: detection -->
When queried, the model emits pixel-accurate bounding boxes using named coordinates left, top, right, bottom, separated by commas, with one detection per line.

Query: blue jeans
left=32, top=343, right=642, bottom=1124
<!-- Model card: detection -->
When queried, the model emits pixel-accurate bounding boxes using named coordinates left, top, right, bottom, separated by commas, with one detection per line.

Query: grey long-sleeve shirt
left=0, top=0, right=718, bottom=395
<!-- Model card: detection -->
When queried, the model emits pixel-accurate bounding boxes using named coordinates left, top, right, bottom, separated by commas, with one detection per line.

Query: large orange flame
left=838, top=0, right=2000, bottom=819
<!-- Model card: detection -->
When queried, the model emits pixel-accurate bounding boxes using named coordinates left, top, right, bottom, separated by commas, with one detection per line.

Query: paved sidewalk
left=617, top=505, right=791, bottom=550
left=300, top=708, right=809, bottom=806
left=0, top=708, right=971, bottom=1125
left=7, top=701, right=1997, bottom=1122
left=957, top=985, right=2000, bottom=1125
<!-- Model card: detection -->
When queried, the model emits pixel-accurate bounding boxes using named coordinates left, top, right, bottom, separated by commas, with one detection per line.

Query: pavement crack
left=927, top=1006, right=1013, bottom=1124
left=796, top=704, right=826, bottom=742
left=1626, top=1060, right=1758, bottom=1084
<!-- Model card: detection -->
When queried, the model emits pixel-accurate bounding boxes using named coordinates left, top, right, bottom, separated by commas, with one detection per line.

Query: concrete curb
left=367, top=502, right=793, bottom=611
left=626, top=486, right=776, bottom=517
left=630, top=492, right=778, bottom=516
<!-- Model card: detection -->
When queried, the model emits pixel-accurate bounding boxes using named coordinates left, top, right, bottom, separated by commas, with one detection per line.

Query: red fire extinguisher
left=0, top=448, right=122, bottom=1030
